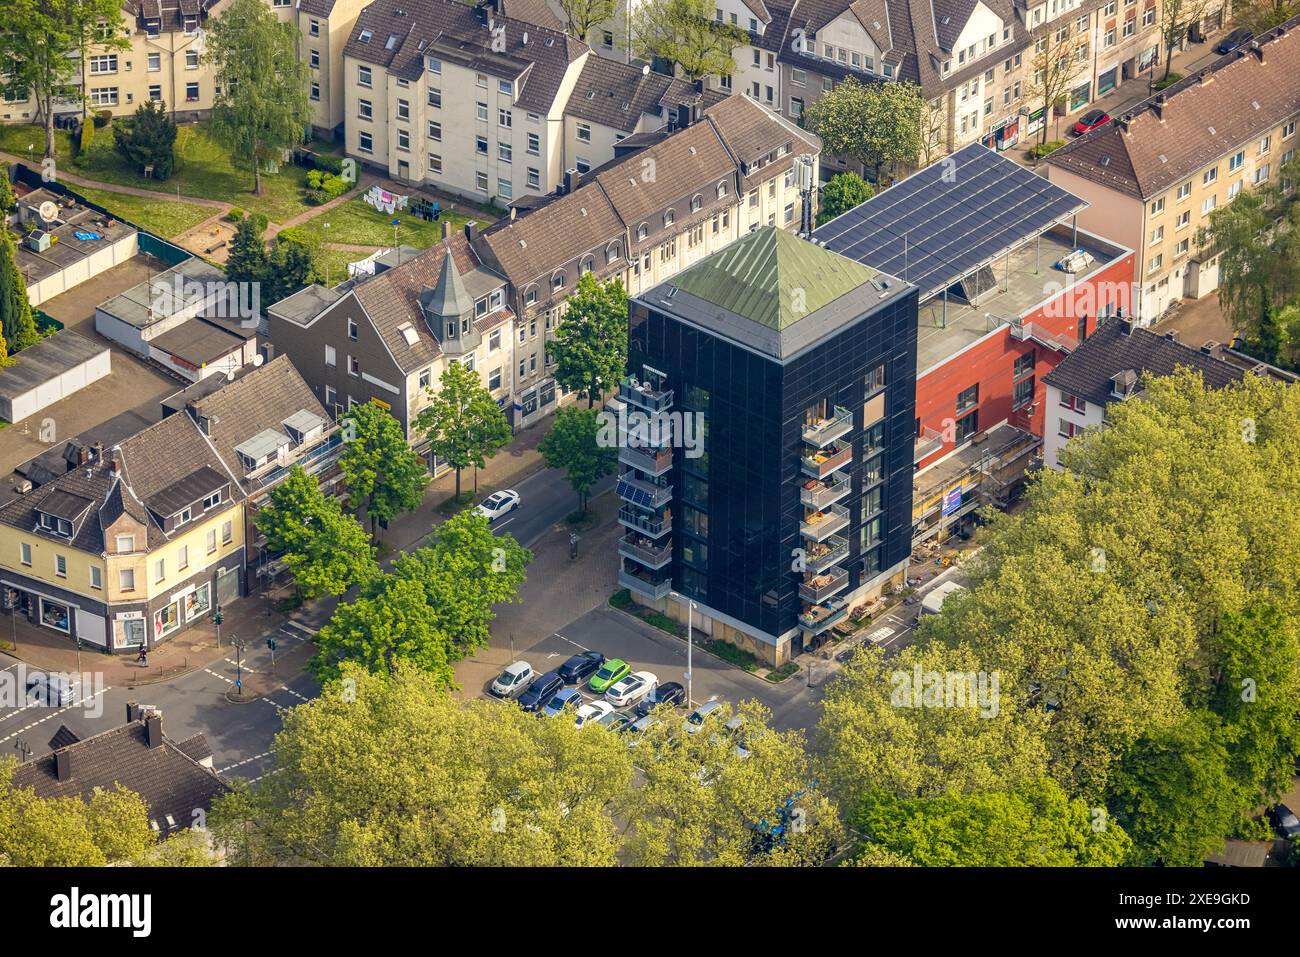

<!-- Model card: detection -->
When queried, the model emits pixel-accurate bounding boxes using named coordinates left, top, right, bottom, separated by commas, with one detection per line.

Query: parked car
left=685, top=699, right=726, bottom=733
left=1216, top=27, right=1253, bottom=53
left=475, top=489, right=520, bottom=522
left=626, top=714, right=660, bottom=749
left=489, top=660, right=534, bottom=699
left=1268, top=804, right=1300, bottom=838
left=588, top=658, right=631, bottom=694
left=724, top=714, right=751, bottom=759
left=517, top=671, right=564, bottom=713
left=542, top=687, right=583, bottom=718
left=606, top=671, right=658, bottom=708
left=633, top=681, right=686, bottom=718
left=596, top=710, right=634, bottom=733
left=1071, top=109, right=1110, bottom=136
left=574, top=700, right=616, bottom=729
left=26, top=672, right=74, bottom=707
left=558, top=650, right=606, bottom=684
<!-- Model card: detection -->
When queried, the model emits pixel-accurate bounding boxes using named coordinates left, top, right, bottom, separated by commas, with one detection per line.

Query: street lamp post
left=670, top=591, right=696, bottom=707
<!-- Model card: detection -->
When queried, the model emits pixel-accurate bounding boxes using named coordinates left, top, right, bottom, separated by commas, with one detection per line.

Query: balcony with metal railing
left=802, top=406, right=853, bottom=448
left=799, top=565, right=849, bottom=604
left=801, top=443, right=853, bottom=479
left=800, top=502, right=850, bottom=542
left=619, top=534, right=673, bottom=570
left=618, top=504, right=672, bottom=537
left=803, top=535, right=849, bottom=574
left=618, top=443, right=674, bottom=476
left=799, top=596, right=849, bottom=634
left=799, top=471, right=851, bottom=510
left=620, top=565, right=672, bottom=600
left=616, top=473, right=673, bottom=509
left=619, top=376, right=674, bottom=413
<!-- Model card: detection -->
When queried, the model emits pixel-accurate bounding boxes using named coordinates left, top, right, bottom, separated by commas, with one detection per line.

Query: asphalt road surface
left=480, top=470, right=616, bottom=548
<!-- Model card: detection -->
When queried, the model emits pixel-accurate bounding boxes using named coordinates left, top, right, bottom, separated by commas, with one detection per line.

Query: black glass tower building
left=615, top=227, right=919, bottom=666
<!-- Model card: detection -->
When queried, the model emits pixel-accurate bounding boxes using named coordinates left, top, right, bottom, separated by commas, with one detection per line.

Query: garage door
left=75, top=609, right=108, bottom=648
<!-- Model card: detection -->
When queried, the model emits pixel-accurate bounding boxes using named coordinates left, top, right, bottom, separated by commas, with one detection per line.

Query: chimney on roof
left=55, top=749, right=72, bottom=782
left=126, top=701, right=142, bottom=723
left=1250, top=40, right=1265, bottom=62
left=564, top=168, right=579, bottom=194
left=474, top=2, right=488, bottom=25
left=1199, top=68, right=1214, bottom=86
left=1164, top=330, right=1178, bottom=342
left=1120, top=317, right=1134, bottom=336
left=676, top=103, right=692, bottom=129
left=109, top=450, right=122, bottom=477
left=145, top=710, right=163, bottom=749
left=441, top=220, right=451, bottom=241
left=91, top=441, right=103, bottom=464
left=464, top=221, right=478, bottom=244
left=1153, top=93, right=1167, bottom=121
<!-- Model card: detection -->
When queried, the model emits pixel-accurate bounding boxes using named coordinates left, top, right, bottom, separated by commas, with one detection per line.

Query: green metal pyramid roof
left=669, top=226, right=879, bottom=330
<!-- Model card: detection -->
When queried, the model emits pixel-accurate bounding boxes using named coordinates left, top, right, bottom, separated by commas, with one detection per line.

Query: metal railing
left=799, top=565, right=849, bottom=603
left=800, top=502, right=850, bottom=542
left=801, top=444, right=853, bottom=479
left=618, top=505, right=672, bottom=537
left=618, top=534, right=673, bottom=569
left=802, top=405, right=853, bottom=447
left=799, top=470, right=852, bottom=509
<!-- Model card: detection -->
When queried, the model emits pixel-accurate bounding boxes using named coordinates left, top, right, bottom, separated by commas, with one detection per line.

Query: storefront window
left=1070, top=82, right=1091, bottom=111
left=119, top=617, right=146, bottom=648
left=40, top=598, right=70, bottom=633
left=185, top=583, right=212, bottom=621
left=155, top=602, right=180, bottom=639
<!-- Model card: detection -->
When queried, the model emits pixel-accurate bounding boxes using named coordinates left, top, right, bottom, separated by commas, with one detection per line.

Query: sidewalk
left=0, top=587, right=285, bottom=687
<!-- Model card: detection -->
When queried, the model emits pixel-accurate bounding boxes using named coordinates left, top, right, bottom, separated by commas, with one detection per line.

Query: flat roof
left=267, top=283, right=344, bottom=326
left=914, top=227, right=1120, bottom=373
left=814, top=143, right=1087, bottom=300
left=150, top=319, right=246, bottom=366
left=98, top=258, right=225, bottom=329
left=0, top=330, right=109, bottom=399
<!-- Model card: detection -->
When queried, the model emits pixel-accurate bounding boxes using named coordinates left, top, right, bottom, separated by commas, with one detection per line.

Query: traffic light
left=266, top=638, right=277, bottom=652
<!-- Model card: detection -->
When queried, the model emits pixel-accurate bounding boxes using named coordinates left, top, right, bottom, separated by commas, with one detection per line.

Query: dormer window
left=178, top=507, right=192, bottom=525
left=691, top=195, right=702, bottom=212
left=38, top=513, right=73, bottom=537
left=664, top=209, right=675, bottom=227
left=552, top=271, right=566, bottom=291
left=116, top=534, right=135, bottom=553
left=637, top=223, right=648, bottom=241
left=202, top=491, right=222, bottom=511
left=606, top=242, right=621, bottom=263
left=446, top=321, right=456, bottom=338
left=717, top=182, right=727, bottom=199
left=581, top=257, right=594, bottom=275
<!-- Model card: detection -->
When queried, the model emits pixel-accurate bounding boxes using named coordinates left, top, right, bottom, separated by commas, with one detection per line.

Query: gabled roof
left=10, top=713, right=228, bottom=837
left=1045, top=18, right=1300, bottom=200
left=565, top=59, right=724, bottom=134
left=344, top=0, right=587, bottom=114
left=182, top=357, right=336, bottom=494
left=346, top=235, right=511, bottom=374
left=1042, top=320, right=1245, bottom=408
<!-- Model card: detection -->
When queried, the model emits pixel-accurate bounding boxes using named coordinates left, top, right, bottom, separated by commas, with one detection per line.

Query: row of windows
left=18, top=521, right=232, bottom=589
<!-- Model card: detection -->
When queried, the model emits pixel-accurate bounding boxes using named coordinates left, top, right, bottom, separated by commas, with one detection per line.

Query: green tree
left=338, top=401, right=427, bottom=537
left=0, top=0, right=126, bottom=159
left=817, top=172, right=875, bottom=226
left=415, top=360, right=513, bottom=499
left=209, top=665, right=634, bottom=866
left=548, top=272, right=628, bottom=407
left=266, top=227, right=322, bottom=302
left=205, top=0, right=312, bottom=195
left=538, top=406, right=617, bottom=516
left=1, top=760, right=210, bottom=866
left=1022, top=25, right=1089, bottom=146
left=112, top=99, right=177, bottom=179
left=631, top=0, right=748, bottom=80
left=1233, top=0, right=1300, bottom=32
left=1158, top=0, right=1211, bottom=80
left=311, top=574, right=456, bottom=685
left=852, top=777, right=1131, bottom=866
left=803, top=77, right=924, bottom=183
left=391, top=510, right=530, bottom=658
left=0, top=175, right=15, bottom=214
left=1207, top=602, right=1300, bottom=808
left=1197, top=170, right=1300, bottom=362
left=0, top=226, right=37, bottom=357
left=620, top=701, right=843, bottom=866
left=225, top=215, right=269, bottom=286
left=254, top=465, right=378, bottom=601
left=1107, top=711, right=1243, bottom=865
left=559, top=0, right=619, bottom=41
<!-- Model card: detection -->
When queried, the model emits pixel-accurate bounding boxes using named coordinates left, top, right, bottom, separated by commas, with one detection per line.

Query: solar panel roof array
left=812, top=144, right=1087, bottom=300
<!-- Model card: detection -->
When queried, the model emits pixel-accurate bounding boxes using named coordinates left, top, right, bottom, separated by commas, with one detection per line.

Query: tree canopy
left=338, top=401, right=427, bottom=536
left=538, top=406, right=617, bottom=516
left=630, top=0, right=748, bottom=80
left=415, top=360, right=513, bottom=499
left=548, top=272, right=628, bottom=407
left=802, top=77, right=924, bottom=183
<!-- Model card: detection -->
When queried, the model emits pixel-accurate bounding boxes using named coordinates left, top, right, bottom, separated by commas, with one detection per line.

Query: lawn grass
left=316, top=246, right=363, bottom=286
left=72, top=184, right=214, bottom=239
left=294, top=195, right=468, bottom=249
left=0, top=121, right=314, bottom=224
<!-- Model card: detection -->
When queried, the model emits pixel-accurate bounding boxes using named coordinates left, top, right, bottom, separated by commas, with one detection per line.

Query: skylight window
left=358, top=29, right=372, bottom=42
left=400, top=325, right=419, bottom=345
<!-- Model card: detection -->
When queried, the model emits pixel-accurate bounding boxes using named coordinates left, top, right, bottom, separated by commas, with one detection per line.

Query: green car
left=588, top=658, right=631, bottom=693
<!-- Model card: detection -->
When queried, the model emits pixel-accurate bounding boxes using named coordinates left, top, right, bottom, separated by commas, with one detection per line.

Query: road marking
left=493, top=516, right=516, bottom=531
left=285, top=620, right=316, bottom=638
left=866, top=626, right=896, bottom=645
left=219, top=750, right=271, bottom=774
left=278, top=685, right=310, bottom=703
left=1, top=662, right=19, bottom=674
left=248, top=767, right=283, bottom=785
left=552, top=632, right=590, bottom=652
left=260, top=697, right=286, bottom=712
left=204, top=668, right=234, bottom=685
left=224, top=658, right=257, bottom=673
left=0, top=686, right=112, bottom=745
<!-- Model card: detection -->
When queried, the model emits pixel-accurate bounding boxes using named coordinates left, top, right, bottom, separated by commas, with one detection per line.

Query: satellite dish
left=642, top=64, right=650, bottom=76
left=253, top=354, right=264, bottom=367
left=225, top=370, right=236, bottom=382
left=38, top=201, right=58, bottom=223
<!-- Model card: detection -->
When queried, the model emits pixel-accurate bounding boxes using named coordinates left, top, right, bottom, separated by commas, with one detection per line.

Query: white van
left=920, top=580, right=967, bottom=616
left=26, top=672, right=75, bottom=707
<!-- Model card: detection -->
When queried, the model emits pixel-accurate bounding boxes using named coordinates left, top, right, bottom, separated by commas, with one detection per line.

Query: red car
left=1072, top=109, right=1111, bottom=135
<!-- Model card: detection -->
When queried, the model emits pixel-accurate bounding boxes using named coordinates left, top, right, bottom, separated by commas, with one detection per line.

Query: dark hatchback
left=1216, top=28, right=1253, bottom=53
left=558, top=650, right=606, bottom=684
left=517, top=671, right=564, bottom=713
left=634, top=681, right=686, bottom=718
